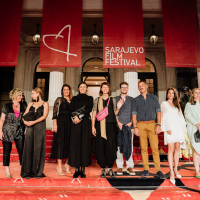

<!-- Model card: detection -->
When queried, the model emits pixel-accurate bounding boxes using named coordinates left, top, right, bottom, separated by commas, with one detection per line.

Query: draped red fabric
left=39, top=0, right=82, bottom=68
left=162, top=0, right=200, bottom=68
left=103, top=0, right=145, bottom=68
left=0, top=0, right=23, bottom=67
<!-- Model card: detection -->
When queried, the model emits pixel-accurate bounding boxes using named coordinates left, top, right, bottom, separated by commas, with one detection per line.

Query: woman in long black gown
left=68, top=82, right=93, bottom=178
left=21, top=87, right=49, bottom=179
left=50, top=84, right=72, bottom=175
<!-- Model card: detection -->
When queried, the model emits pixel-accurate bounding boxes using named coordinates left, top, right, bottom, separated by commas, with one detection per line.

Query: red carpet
left=0, top=161, right=200, bottom=199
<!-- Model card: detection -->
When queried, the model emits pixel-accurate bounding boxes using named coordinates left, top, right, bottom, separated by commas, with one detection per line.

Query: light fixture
left=95, top=67, right=98, bottom=68
left=91, top=24, right=100, bottom=45
left=149, top=25, right=159, bottom=45
left=33, top=24, right=41, bottom=44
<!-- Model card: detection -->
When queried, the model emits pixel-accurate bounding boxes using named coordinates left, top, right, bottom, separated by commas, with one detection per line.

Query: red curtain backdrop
left=103, top=0, right=145, bottom=68
left=39, top=0, right=82, bottom=68
left=0, top=0, right=23, bottom=67
left=162, top=0, right=200, bottom=68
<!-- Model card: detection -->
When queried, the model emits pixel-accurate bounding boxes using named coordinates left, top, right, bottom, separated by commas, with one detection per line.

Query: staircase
left=0, top=131, right=168, bottom=162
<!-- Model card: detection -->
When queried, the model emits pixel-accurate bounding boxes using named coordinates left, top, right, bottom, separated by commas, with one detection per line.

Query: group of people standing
left=0, top=81, right=200, bottom=184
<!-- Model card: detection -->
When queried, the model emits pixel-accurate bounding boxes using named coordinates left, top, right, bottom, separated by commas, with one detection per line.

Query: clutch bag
left=71, top=106, right=85, bottom=117
left=194, top=130, right=200, bottom=143
left=23, top=111, right=36, bottom=121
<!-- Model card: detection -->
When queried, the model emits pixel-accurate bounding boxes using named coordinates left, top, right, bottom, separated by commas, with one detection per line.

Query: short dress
left=161, top=101, right=186, bottom=145
left=184, top=102, right=200, bottom=155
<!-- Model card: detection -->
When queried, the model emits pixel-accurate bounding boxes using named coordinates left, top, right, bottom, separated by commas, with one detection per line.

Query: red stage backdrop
left=39, top=0, right=82, bottom=68
left=0, top=0, right=23, bottom=67
left=162, top=0, right=200, bottom=68
left=103, top=0, right=145, bottom=68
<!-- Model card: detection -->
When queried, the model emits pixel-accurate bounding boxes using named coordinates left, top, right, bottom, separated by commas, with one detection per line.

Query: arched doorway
left=138, top=59, right=157, bottom=95
left=34, top=62, right=50, bottom=101
left=82, top=58, right=109, bottom=99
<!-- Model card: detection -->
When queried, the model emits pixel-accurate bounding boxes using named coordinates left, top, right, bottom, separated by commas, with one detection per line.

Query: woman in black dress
left=0, top=88, right=25, bottom=178
left=68, top=82, right=93, bottom=178
left=50, top=84, right=72, bottom=175
left=21, top=87, right=49, bottom=179
left=92, top=82, right=117, bottom=178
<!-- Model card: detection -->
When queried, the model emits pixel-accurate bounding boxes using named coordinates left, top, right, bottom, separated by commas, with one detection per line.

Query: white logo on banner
left=43, top=25, right=77, bottom=61
left=104, top=47, right=144, bottom=66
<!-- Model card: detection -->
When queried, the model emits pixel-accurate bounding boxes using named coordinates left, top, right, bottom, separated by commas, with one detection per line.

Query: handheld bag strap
left=106, top=97, right=110, bottom=107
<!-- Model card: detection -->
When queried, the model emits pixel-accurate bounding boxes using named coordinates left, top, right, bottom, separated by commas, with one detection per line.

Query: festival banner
left=162, top=0, right=200, bottom=68
left=39, top=0, right=82, bottom=68
left=103, top=0, right=145, bottom=68
left=0, top=0, right=23, bottom=67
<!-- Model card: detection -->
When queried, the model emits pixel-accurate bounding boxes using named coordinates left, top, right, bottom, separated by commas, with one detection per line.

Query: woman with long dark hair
left=161, top=87, right=186, bottom=184
left=0, top=88, right=25, bottom=178
left=92, top=82, right=117, bottom=178
left=68, top=82, right=93, bottom=178
left=50, top=84, right=73, bottom=175
left=184, top=88, right=200, bottom=179
left=21, top=87, right=49, bottom=179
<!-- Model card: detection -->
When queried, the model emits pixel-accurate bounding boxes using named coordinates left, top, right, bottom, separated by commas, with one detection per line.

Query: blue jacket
left=117, top=125, right=132, bottom=161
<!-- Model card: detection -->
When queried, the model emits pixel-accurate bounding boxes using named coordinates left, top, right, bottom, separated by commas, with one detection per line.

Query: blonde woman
left=0, top=88, right=26, bottom=178
left=184, top=88, right=200, bottom=179
left=21, top=88, right=49, bottom=179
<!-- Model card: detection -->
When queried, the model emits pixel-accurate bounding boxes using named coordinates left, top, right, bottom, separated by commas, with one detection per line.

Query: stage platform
left=0, top=161, right=200, bottom=200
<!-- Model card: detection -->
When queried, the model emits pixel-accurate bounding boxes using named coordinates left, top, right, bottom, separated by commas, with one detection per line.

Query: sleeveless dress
left=21, top=104, right=46, bottom=178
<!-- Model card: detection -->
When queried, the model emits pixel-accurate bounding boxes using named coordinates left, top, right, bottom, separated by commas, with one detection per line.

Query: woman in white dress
left=184, top=88, right=200, bottom=179
left=161, top=87, right=186, bottom=184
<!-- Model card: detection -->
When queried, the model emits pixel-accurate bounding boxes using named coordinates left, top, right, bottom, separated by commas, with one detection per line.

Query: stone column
left=115, top=68, right=124, bottom=95
left=197, top=68, right=200, bottom=88
left=65, top=67, right=76, bottom=95
left=46, top=68, right=64, bottom=130
left=13, top=47, right=26, bottom=90
left=109, top=68, right=116, bottom=96
left=166, top=67, right=177, bottom=89
left=124, top=68, right=139, bottom=98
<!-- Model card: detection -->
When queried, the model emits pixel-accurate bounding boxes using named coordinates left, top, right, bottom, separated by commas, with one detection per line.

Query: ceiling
left=20, top=0, right=199, bottom=40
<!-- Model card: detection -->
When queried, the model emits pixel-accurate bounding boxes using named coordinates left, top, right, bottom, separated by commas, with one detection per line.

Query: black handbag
left=194, top=130, right=200, bottom=143
left=71, top=106, right=85, bottom=120
left=23, top=111, right=36, bottom=121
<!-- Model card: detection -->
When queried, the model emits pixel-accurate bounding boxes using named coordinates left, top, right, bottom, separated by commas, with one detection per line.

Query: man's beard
left=121, top=92, right=127, bottom=94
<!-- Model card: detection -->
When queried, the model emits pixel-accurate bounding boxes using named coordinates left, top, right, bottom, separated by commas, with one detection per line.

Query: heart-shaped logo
left=43, top=25, right=77, bottom=62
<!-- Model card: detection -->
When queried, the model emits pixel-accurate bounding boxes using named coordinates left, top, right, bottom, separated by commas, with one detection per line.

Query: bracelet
left=157, top=124, right=161, bottom=126
left=133, top=127, right=138, bottom=129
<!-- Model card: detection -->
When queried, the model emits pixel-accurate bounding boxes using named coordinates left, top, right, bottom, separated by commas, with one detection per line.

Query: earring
left=36, top=96, right=39, bottom=102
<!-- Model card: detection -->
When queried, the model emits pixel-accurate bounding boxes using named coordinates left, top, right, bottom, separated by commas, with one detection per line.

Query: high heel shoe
left=174, top=171, right=181, bottom=178
left=80, top=167, right=86, bottom=178
left=73, top=167, right=80, bottom=179
left=170, top=177, right=175, bottom=185
left=56, top=166, right=65, bottom=176
left=5, top=172, right=12, bottom=178
left=64, top=164, right=71, bottom=173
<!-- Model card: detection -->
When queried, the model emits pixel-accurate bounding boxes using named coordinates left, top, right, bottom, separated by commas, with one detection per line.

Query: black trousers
left=3, top=138, right=24, bottom=166
left=93, top=122, right=117, bottom=168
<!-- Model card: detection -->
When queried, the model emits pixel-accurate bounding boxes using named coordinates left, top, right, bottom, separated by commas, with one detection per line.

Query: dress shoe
left=5, top=172, right=12, bottom=178
left=56, top=166, right=65, bottom=176
left=80, top=167, right=86, bottom=178
left=64, top=164, right=71, bottom=173
left=73, top=167, right=80, bottom=179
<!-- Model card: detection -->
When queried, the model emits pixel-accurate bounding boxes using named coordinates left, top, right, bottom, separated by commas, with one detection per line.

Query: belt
left=137, top=120, right=155, bottom=123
